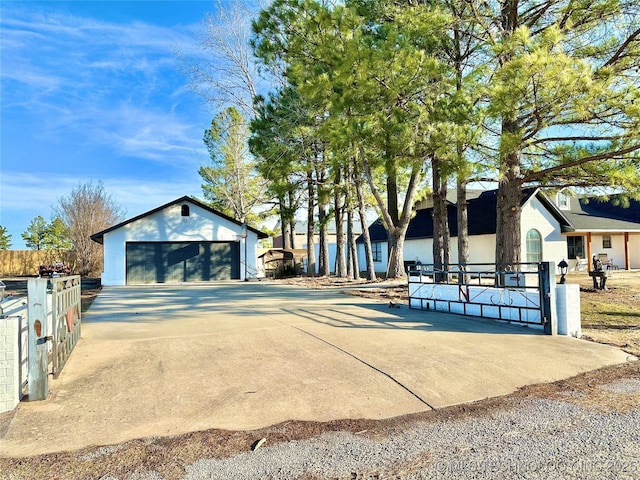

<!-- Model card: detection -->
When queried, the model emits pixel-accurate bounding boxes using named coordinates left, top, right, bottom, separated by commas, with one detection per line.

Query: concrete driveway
left=0, top=282, right=634, bottom=456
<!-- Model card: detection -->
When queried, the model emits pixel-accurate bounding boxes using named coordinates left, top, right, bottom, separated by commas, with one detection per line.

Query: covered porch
left=566, top=231, right=640, bottom=271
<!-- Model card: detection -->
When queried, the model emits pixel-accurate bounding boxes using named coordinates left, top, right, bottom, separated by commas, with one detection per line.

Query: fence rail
left=50, top=276, right=82, bottom=377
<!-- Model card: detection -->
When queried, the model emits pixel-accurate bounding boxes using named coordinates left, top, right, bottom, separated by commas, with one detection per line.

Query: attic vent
left=181, top=205, right=190, bottom=217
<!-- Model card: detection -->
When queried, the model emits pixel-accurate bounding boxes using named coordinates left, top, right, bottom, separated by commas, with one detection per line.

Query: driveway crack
left=287, top=323, right=435, bottom=410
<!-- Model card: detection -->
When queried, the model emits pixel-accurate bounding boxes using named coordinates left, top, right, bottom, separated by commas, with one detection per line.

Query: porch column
left=624, top=232, right=630, bottom=270
left=586, top=232, right=592, bottom=269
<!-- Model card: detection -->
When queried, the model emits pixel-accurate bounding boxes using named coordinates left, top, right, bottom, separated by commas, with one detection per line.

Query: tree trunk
left=280, top=195, right=292, bottom=250
left=361, top=155, right=422, bottom=279
left=334, top=167, right=347, bottom=277
left=306, top=170, right=316, bottom=276
left=457, top=175, right=470, bottom=283
left=384, top=159, right=404, bottom=279
left=495, top=0, right=523, bottom=274
left=354, top=160, right=376, bottom=281
left=345, top=162, right=359, bottom=280
left=347, top=208, right=359, bottom=279
left=315, top=159, right=330, bottom=277
left=318, top=203, right=330, bottom=276
left=495, top=139, right=522, bottom=272
left=288, top=190, right=296, bottom=250
left=432, top=156, right=450, bottom=283
left=386, top=227, right=408, bottom=278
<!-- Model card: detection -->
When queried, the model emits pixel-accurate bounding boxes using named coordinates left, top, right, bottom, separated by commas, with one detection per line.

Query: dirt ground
left=568, top=271, right=640, bottom=358
left=1, top=273, right=638, bottom=479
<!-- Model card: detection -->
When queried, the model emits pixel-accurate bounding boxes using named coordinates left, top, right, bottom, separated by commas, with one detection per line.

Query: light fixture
left=558, top=259, right=568, bottom=284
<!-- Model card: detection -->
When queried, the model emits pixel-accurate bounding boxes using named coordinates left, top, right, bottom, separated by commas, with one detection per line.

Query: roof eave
left=90, top=196, right=269, bottom=241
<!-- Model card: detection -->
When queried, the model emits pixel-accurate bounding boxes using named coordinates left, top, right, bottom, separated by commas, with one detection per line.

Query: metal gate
left=50, top=276, right=82, bottom=377
left=27, top=275, right=82, bottom=400
left=408, top=263, right=554, bottom=333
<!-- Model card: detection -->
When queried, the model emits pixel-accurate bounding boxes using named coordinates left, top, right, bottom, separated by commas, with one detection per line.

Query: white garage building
left=91, top=196, right=267, bottom=286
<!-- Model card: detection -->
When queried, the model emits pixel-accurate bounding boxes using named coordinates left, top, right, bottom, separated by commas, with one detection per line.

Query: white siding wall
left=589, top=233, right=628, bottom=269
left=403, top=238, right=432, bottom=265
left=629, top=234, right=640, bottom=269
left=358, top=234, right=498, bottom=274
left=356, top=241, right=388, bottom=274
left=466, top=235, right=497, bottom=265
left=521, top=196, right=567, bottom=271
left=101, top=201, right=258, bottom=286
left=403, top=235, right=496, bottom=266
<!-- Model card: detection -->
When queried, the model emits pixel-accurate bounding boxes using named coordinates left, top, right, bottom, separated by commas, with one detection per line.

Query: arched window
left=181, top=204, right=190, bottom=217
left=526, top=229, right=542, bottom=264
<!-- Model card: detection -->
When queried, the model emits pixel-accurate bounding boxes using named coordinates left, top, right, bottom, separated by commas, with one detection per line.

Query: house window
left=526, top=229, right=542, bottom=264
left=181, top=205, right=190, bottom=217
left=602, top=235, right=612, bottom=249
left=567, top=236, right=584, bottom=260
left=372, top=242, right=382, bottom=262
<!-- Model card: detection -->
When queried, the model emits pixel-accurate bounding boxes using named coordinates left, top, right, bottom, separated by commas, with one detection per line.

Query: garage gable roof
left=90, top=196, right=268, bottom=244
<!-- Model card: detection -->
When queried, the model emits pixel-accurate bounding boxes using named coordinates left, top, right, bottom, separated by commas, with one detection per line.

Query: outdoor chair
left=575, top=256, right=588, bottom=271
left=597, top=253, right=618, bottom=270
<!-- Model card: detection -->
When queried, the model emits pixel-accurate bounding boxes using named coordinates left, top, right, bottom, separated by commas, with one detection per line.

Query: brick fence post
left=0, top=315, right=20, bottom=413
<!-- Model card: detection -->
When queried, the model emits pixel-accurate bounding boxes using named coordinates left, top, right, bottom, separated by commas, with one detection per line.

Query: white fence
left=0, top=298, right=28, bottom=413
left=409, top=282, right=543, bottom=326
left=408, top=263, right=582, bottom=337
left=0, top=276, right=82, bottom=413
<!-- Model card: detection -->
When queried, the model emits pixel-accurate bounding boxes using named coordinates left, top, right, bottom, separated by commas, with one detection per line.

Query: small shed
left=259, top=248, right=307, bottom=278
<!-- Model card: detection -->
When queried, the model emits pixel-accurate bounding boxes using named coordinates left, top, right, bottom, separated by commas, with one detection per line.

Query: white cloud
left=0, top=171, right=203, bottom=220
left=0, top=4, right=222, bottom=249
left=1, top=4, right=212, bottom=167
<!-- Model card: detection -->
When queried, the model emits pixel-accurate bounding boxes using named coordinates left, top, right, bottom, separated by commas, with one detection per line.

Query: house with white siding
left=357, top=188, right=640, bottom=273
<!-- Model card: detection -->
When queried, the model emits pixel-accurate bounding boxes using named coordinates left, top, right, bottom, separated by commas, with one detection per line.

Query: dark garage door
left=126, top=242, right=240, bottom=284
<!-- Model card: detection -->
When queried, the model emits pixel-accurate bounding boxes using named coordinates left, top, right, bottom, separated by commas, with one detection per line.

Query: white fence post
left=27, top=278, right=49, bottom=401
left=556, top=284, right=582, bottom=337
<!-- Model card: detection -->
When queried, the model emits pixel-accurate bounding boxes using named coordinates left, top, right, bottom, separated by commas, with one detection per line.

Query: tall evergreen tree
left=479, top=0, right=640, bottom=268
left=22, top=216, right=48, bottom=251
left=200, top=106, right=267, bottom=225
left=0, top=225, right=12, bottom=250
left=253, top=0, right=459, bottom=278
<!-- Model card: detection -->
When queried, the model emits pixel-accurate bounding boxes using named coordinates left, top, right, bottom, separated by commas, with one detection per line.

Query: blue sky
left=1, top=1, right=239, bottom=248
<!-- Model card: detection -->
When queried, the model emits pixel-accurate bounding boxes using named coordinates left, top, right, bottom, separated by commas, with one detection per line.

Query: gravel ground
left=38, top=375, right=634, bottom=480
left=181, top=394, right=640, bottom=480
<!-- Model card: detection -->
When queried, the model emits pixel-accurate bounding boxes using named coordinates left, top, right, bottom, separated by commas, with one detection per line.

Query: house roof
left=273, top=219, right=363, bottom=236
left=561, top=195, right=640, bottom=233
left=90, top=196, right=269, bottom=244
left=358, top=188, right=572, bottom=243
